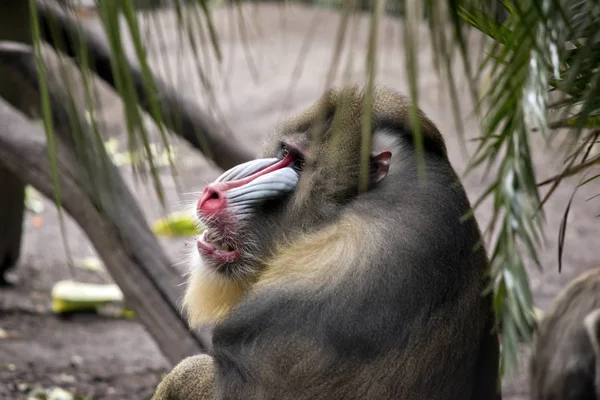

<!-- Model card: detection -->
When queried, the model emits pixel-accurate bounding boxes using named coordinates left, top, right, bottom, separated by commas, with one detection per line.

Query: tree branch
left=0, top=41, right=206, bottom=364
left=35, top=0, right=254, bottom=170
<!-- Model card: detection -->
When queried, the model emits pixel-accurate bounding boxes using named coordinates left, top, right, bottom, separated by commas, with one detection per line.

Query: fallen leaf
left=0, top=328, right=18, bottom=340
left=70, top=355, right=83, bottom=367
left=19, top=383, right=31, bottom=393
left=51, top=280, right=123, bottom=314
left=121, top=308, right=135, bottom=320
left=47, top=387, right=74, bottom=400
left=56, top=374, right=75, bottom=384
left=24, top=186, right=45, bottom=214
left=74, top=257, right=104, bottom=272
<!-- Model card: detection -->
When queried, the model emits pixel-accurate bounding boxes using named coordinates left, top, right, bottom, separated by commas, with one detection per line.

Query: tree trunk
left=0, top=168, right=25, bottom=285
left=0, top=1, right=32, bottom=283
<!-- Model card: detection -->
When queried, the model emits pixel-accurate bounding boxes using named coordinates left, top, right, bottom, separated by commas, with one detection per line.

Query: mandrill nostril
left=198, top=184, right=228, bottom=214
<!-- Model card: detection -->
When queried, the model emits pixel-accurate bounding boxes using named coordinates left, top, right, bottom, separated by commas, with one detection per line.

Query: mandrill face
left=185, top=85, right=447, bottom=327
left=192, top=100, right=398, bottom=281
left=194, top=149, right=302, bottom=278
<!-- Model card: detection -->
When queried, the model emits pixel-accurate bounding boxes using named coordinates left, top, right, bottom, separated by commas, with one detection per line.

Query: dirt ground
left=1, top=3, right=599, bottom=399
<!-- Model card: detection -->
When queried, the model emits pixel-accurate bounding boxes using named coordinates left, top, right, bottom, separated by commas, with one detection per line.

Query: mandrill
left=530, top=266, right=600, bottom=400
left=152, top=85, right=501, bottom=400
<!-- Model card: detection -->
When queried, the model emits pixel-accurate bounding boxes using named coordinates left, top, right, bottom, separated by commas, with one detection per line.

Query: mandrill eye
left=279, top=142, right=305, bottom=172
left=279, top=143, right=290, bottom=159
left=293, top=157, right=305, bottom=172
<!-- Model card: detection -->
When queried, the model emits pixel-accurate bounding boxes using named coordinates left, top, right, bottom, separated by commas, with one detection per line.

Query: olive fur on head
left=154, top=84, right=501, bottom=400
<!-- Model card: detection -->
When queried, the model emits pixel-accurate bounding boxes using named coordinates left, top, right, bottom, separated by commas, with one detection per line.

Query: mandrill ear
left=372, top=151, right=392, bottom=184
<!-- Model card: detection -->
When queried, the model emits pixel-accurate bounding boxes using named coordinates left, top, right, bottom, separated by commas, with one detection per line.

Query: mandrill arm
left=152, top=354, right=216, bottom=400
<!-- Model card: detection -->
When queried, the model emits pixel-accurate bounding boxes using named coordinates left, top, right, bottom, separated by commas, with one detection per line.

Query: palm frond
left=459, top=0, right=600, bottom=373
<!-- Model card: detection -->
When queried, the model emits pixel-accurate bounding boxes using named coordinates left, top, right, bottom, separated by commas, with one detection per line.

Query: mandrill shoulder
left=255, top=212, right=371, bottom=290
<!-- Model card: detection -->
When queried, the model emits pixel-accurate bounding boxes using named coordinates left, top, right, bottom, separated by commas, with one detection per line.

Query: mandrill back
left=153, top=86, right=501, bottom=400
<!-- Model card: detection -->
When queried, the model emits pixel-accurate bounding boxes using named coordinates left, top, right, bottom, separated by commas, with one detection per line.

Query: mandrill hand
left=152, top=354, right=216, bottom=400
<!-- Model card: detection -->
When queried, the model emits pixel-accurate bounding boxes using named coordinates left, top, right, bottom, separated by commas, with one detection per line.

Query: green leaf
left=152, top=211, right=205, bottom=237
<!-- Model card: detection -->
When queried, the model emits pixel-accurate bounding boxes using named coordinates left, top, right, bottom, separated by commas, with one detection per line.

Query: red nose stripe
left=198, top=156, right=293, bottom=214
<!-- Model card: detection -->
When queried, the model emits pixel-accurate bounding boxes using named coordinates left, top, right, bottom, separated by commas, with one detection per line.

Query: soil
left=1, top=3, right=599, bottom=399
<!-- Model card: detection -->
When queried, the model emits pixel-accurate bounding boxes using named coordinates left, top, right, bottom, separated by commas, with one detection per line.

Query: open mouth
left=197, top=230, right=240, bottom=263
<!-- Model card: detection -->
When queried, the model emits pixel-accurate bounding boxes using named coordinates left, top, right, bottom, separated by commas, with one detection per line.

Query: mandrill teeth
left=203, top=230, right=234, bottom=252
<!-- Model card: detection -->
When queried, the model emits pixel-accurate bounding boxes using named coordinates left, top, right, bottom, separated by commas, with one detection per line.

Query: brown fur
left=530, top=266, right=600, bottom=400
